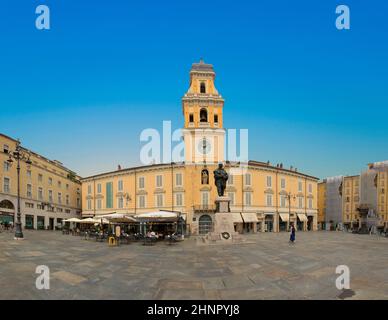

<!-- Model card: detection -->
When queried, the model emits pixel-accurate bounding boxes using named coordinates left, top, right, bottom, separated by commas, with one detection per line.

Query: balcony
left=193, top=204, right=216, bottom=213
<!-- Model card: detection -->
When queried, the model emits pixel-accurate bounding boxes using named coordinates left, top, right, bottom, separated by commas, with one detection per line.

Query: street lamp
left=7, top=140, right=32, bottom=239
left=280, top=192, right=296, bottom=230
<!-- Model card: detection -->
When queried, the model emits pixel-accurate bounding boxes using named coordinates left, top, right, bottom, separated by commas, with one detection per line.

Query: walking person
left=289, top=222, right=296, bottom=244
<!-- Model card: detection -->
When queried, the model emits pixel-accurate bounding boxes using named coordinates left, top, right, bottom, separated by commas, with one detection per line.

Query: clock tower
left=182, top=60, right=225, bottom=164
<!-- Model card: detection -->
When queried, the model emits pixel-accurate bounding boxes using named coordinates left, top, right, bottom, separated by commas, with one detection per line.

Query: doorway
left=198, top=215, right=213, bottom=235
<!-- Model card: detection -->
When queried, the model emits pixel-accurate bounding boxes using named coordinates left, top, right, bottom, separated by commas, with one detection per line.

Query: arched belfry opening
left=200, top=108, right=208, bottom=123
left=200, top=82, right=206, bottom=94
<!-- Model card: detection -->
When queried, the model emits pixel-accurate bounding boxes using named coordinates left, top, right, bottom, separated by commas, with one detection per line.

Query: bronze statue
left=213, top=163, right=228, bottom=196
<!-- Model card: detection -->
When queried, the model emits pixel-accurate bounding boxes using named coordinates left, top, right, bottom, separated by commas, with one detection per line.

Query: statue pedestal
left=203, top=196, right=244, bottom=244
left=215, top=196, right=231, bottom=213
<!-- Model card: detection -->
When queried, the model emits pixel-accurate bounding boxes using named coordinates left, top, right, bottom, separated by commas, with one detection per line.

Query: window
left=139, top=177, right=145, bottom=189
left=281, top=178, right=286, bottom=189
left=88, top=185, right=92, bottom=195
left=308, top=183, right=312, bottom=193
left=48, top=190, right=53, bottom=202
left=214, top=114, right=218, bottom=123
left=227, top=173, right=234, bottom=185
left=156, top=194, right=164, bottom=207
left=266, top=194, right=273, bottom=207
left=244, top=192, right=252, bottom=206
left=228, top=192, right=235, bottom=205
left=97, top=183, right=102, bottom=194
left=309, top=198, right=313, bottom=209
left=27, top=184, right=32, bottom=198
left=3, top=161, right=10, bottom=172
left=3, top=144, right=9, bottom=153
left=118, top=196, right=124, bottom=209
left=66, top=195, right=69, bottom=205
left=38, top=187, right=43, bottom=201
left=189, top=114, right=194, bottom=123
left=25, top=202, right=34, bottom=209
left=87, top=199, right=92, bottom=210
left=201, top=192, right=209, bottom=206
left=175, top=173, right=182, bottom=186
left=298, top=196, right=303, bottom=209
left=280, top=195, right=286, bottom=208
left=175, top=193, right=183, bottom=206
left=106, top=182, right=113, bottom=209
left=298, top=180, right=303, bottom=192
left=97, top=199, right=102, bottom=210
left=118, top=180, right=123, bottom=191
left=138, top=195, right=146, bottom=208
left=57, top=208, right=63, bottom=213
left=266, top=176, right=272, bottom=188
left=245, top=173, right=251, bottom=186
left=66, top=184, right=69, bottom=190
left=58, top=181, right=61, bottom=188
left=38, top=174, right=43, bottom=182
left=200, top=82, right=206, bottom=93
left=156, top=175, right=163, bottom=188
left=77, top=198, right=80, bottom=207
left=26, top=170, right=31, bottom=179
left=48, top=177, right=52, bottom=185
left=58, top=193, right=62, bottom=204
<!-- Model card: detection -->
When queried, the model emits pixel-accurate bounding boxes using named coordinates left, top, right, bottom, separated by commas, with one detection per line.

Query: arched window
left=200, top=82, right=206, bottom=93
left=200, top=108, right=208, bottom=122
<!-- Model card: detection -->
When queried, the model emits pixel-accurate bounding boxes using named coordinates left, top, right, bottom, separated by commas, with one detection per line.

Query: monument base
left=202, top=196, right=245, bottom=244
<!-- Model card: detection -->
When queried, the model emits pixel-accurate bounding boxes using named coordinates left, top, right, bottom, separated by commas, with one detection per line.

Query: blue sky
left=0, top=0, right=387, bottom=179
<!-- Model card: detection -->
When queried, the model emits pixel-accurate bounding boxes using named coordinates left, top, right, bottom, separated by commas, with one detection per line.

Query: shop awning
left=231, top=212, right=243, bottom=223
left=241, top=212, right=258, bottom=223
left=297, top=213, right=308, bottom=222
left=279, top=213, right=289, bottom=222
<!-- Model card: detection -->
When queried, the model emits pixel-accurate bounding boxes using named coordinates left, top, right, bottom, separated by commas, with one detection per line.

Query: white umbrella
left=90, top=217, right=109, bottom=224
left=99, top=213, right=137, bottom=223
left=63, top=218, right=82, bottom=223
left=79, top=218, right=97, bottom=224
left=134, top=211, right=179, bottom=220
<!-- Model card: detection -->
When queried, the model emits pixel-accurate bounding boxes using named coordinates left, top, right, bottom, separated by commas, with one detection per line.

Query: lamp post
left=280, top=192, right=296, bottom=231
left=7, top=140, right=32, bottom=240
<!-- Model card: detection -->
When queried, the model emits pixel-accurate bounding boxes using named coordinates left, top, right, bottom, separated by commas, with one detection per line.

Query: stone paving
left=1, top=230, right=388, bottom=300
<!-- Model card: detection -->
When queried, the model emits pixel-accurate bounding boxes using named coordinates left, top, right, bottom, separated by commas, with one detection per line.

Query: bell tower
left=182, top=60, right=225, bottom=164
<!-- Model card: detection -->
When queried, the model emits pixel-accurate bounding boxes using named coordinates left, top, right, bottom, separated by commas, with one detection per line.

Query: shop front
left=241, top=212, right=258, bottom=233
left=297, top=213, right=308, bottom=231
left=279, top=213, right=289, bottom=231
left=264, top=213, right=274, bottom=232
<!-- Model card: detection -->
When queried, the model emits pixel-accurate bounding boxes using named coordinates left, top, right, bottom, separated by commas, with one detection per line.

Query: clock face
left=198, top=138, right=212, bottom=155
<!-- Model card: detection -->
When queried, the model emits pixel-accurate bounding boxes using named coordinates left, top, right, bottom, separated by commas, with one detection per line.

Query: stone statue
left=201, top=169, right=209, bottom=185
left=213, top=163, right=228, bottom=197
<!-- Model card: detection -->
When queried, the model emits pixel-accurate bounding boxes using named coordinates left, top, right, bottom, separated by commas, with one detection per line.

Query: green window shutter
left=106, top=182, right=113, bottom=208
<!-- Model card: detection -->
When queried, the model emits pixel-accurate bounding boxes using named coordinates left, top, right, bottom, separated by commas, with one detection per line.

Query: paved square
left=1, top=230, right=387, bottom=300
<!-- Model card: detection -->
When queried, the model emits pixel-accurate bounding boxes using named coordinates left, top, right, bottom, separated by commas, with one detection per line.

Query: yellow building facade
left=0, top=134, right=82, bottom=229
left=81, top=60, right=319, bottom=235
left=317, top=182, right=326, bottom=229
left=342, top=175, right=361, bottom=228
